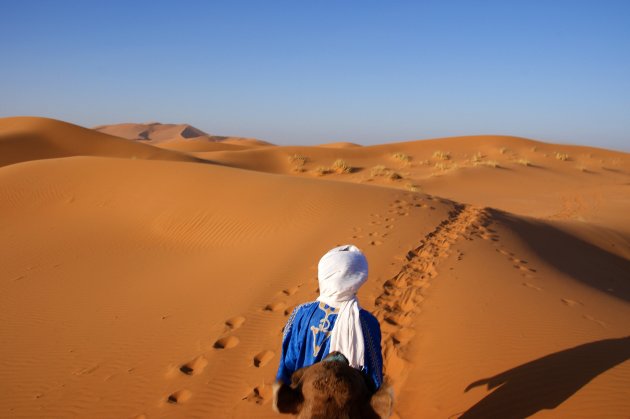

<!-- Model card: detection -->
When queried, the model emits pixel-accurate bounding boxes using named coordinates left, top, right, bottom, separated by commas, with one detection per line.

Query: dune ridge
left=1, top=117, right=628, bottom=418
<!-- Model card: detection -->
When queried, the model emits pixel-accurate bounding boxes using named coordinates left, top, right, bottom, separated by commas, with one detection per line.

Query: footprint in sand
left=392, top=328, right=416, bottom=345
left=496, top=248, right=513, bottom=257
left=561, top=298, right=583, bottom=307
left=284, top=304, right=296, bottom=316
left=179, top=355, right=208, bottom=376
left=225, top=316, right=246, bottom=330
left=253, top=350, right=275, bottom=367
left=167, top=389, right=192, bottom=404
left=523, top=282, right=542, bottom=291
left=264, top=301, right=287, bottom=312
left=246, top=384, right=273, bottom=405
left=583, top=314, right=607, bottom=328
left=282, top=286, right=299, bottom=296
left=214, top=336, right=240, bottom=349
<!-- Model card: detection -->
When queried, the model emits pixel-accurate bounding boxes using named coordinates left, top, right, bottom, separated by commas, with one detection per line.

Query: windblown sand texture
left=1, top=116, right=629, bottom=418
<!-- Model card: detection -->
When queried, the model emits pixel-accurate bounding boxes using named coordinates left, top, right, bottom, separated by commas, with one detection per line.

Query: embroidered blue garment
left=276, top=301, right=383, bottom=391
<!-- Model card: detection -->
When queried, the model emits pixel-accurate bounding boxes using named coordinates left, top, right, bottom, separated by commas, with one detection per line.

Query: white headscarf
left=316, top=244, right=368, bottom=369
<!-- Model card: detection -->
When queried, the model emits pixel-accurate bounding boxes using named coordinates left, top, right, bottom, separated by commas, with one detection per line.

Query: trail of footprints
left=373, top=203, right=487, bottom=389
left=155, top=193, right=603, bottom=414
left=488, top=224, right=605, bottom=326
left=165, top=281, right=310, bottom=408
left=160, top=195, right=427, bottom=410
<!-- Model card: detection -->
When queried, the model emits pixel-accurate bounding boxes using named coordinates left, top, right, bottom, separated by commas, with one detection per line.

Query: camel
left=273, top=352, right=394, bottom=418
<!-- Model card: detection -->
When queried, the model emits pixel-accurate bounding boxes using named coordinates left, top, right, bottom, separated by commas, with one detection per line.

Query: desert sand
left=1, top=116, right=628, bottom=418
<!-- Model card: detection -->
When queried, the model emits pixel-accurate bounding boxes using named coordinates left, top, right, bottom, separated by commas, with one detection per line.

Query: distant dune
left=0, top=117, right=202, bottom=167
left=1, top=117, right=628, bottom=418
left=94, top=122, right=273, bottom=149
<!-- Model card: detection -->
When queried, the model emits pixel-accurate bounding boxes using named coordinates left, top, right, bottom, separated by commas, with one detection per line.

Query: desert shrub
left=370, top=165, right=402, bottom=181
left=516, top=159, right=531, bottom=166
left=370, top=165, right=388, bottom=177
left=331, top=159, right=352, bottom=174
left=405, top=183, right=419, bottom=192
left=391, top=152, right=411, bottom=163
left=314, top=166, right=331, bottom=176
left=433, top=150, right=451, bottom=160
left=288, top=154, right=308, bottom=172
left=472, top=152, right=484, bottom=163
left=555, top=152, right=569, bottom=161
left=288, top=153, right=308, bottom=165
left=474, top=160, right=500, bottom=168
left=387, top=171, right=403, bottom=180
left=499, top=147, right=508, bottom=154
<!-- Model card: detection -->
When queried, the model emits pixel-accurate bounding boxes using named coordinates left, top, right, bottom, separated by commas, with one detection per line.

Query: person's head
left=317, top=245, right=368, bottom=302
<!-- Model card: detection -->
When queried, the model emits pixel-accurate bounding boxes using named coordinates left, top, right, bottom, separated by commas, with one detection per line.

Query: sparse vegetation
left=314, top=166, right=331, bottom=176
left=370, top=165, right=402, bottom=181
left=370, top=165, right=388, bottom=177
left=531, top=146, right=538, bottom=152
left=288, top=153, right=308, bottom=172
left=555, top=152, right=570, bottom=161
left=391, top=152, right=411, bottom=164
left=433, top=150, right=451, bottom=160
left=474, top=160, right=500, bottom=168
left=331, top=159, right=352, bottom=174
left=499, top=147, right=508, bottom=154
left=516, top=159, right=531, bottom=166
left=388, top=171, right=403, bottom=181
left=434, top=162, right=458, bottom=171
left=472, top=152, right=485, bottom=163
left=405, top=182, right=419, bottom=192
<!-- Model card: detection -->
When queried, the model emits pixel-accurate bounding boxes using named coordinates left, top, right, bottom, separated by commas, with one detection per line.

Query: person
left=276, top=244, right=383, bottom=392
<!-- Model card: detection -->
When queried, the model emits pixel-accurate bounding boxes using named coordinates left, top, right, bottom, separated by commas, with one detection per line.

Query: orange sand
left=1, top=116, right=628, bottom=418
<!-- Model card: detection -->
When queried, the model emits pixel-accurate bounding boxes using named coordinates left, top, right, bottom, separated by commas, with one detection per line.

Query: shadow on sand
left=488, top=209, right=630, bottom=303
left=461, top=336, right=630, bottom=418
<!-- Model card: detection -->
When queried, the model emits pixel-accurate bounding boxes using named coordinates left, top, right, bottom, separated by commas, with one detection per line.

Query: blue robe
left=276, top=301, right=383, bottom=392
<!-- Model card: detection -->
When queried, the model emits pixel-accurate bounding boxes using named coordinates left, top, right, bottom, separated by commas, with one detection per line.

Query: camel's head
left=273, top=352, right=393, bottom=419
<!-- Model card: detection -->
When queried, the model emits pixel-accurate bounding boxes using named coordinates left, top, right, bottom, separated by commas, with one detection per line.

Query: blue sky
left=1, top=1, right=629, bottom=150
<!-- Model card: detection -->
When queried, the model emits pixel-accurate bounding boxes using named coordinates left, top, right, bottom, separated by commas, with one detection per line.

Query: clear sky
left=1, top=1, right=629, bottom=150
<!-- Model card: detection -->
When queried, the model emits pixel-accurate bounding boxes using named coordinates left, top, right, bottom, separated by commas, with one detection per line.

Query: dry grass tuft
left=388, top=171, right=403, bottom=181
left=370, top=165, right=388, bottom=177
left=370, top=165, right=402, bottom=181
left=472, top=152, right=485, bottom=163
left=516, top=159, right=531, bottom=166
left=474, top=160, right=500, bottom=168
left=391, top=152, right=412, bottom=164
left=555, top=152, right=570, bottom=161
left=499, top=147, right=508, bottom=154
left=288, top=153, right=308, bottom=172
left=331, top=159, right=352, bottom=174
left=314, top=166, right=331, bottom=176
left=405, top=183, right=419, bottom=192
left=433, top=150, right=451, bottom=160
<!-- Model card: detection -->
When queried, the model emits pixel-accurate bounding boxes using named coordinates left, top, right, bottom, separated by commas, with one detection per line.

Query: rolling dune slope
left=1, top=117, right=628, bottom=418
left=0, top=117, right=202, bottom=167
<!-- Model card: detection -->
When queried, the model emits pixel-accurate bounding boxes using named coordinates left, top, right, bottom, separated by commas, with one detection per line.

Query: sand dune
left=0, top=117, right=202, bottom=167
left=94, top=122, right=272, bottom=149
left=1, top=117, right=628, bottom=418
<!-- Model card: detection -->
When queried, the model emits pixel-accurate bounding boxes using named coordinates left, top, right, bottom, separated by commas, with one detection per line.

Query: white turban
left=316, top=244, right=368, bottom=369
